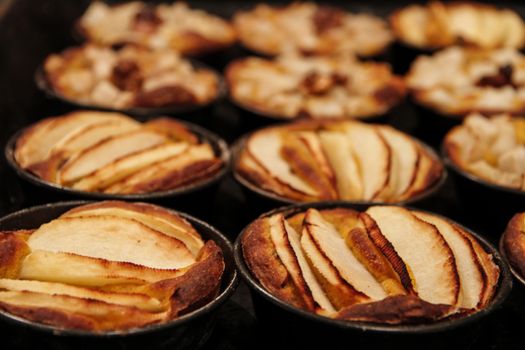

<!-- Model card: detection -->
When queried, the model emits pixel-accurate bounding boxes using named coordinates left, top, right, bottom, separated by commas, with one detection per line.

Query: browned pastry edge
left=336, top=295, right=454, bottom=324
left=0, top=231, right=31, bottom=279
left=503, top=213, right=525, bottom=278
left=241, top=217, right=310, bottom=310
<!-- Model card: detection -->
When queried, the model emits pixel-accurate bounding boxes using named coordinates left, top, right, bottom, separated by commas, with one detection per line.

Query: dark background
left=1, top=1, right=525, bottom=349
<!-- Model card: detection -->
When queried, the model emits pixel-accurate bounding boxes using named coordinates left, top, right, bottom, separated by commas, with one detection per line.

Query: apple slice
left=143, top=118, right=199, bottom=144
left=318, top=131, right=363, bottom=200
left=268, top=214, right=317, bottom=311
left=27, top=216, right=195, bottom=269
left=15, top=111, right=134, bottom=168
left=59, top=130, right=167, bottom=185
left=377, top=126, right=419, bottom=200
left=344, top=123, right=390, bottom=200
left=0, top=279, right=164, bottom=312
left=246, top=130, right=319, bottom=197
left=20, top=250, right=186, bottom=286
left=462, top=228, right=500, bottom=308
left=61, top=201, right=204, bottom=256
left=0, top=290, right=167, bottom=331
left=413, top=212, right=485, bottom=309
left=304, top=209, right=387, bottom=300
left=366, top=206, right=459, bottom=305
left=104, top=143, right=220, bottom=194
left=72, top=142, right=189, bottom=191
left=400, top=146, right=442, bottom=200
left=280, top=132, right=337, bottom=200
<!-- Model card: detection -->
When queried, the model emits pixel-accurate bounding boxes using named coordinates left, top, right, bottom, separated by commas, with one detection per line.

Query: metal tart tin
left=235, top=201, right=512, bottom=350
left=0, top=200, right=238, bottom=350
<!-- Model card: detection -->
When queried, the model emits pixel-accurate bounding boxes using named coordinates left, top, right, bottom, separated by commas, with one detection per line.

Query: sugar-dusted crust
left=503, top=213, right=525, bottom=279
left=226, top=54, right=405, bottom=121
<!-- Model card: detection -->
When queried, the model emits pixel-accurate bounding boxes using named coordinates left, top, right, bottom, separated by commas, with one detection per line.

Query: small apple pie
left=0, top=201, right=224, bottom=331
left=444, top=113, right=525, bottom=191
left=78, top=1, right=236, bottom=55
left=502, top=212, right=525, bottom=280
left=406, top=47, right=525, bottom=117
left=391, top=1, right=525, bottom=50
left=226, top=54, right=406, bottom=120
left=242, top=206, right=500, bottom=324
left=235, top=120, right=442, bottom=203
left=43, top=44, right=220, bottom=110
left=233, top=3, right=393, bottom=57
left=14, top=111, right=224, bottom=194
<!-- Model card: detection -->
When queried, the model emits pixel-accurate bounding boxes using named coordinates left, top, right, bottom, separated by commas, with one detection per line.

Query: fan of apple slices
left=13, top=111, right=223, bottom=194
left=236, top=120, right=443, bottom=203
left=0, top=201, right=224, bottom=331
left=242, top=206, right=500, bottom=324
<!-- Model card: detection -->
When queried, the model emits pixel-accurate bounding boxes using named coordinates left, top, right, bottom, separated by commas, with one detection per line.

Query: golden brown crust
left=503, top=213, right=525, bottom=278
left=0, top=232, right=31, bottom=279
left=336, top=295, right=454, bottom=324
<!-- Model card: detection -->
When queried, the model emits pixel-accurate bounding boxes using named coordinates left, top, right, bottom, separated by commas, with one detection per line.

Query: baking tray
left=1, top=1, right=524, bottom=349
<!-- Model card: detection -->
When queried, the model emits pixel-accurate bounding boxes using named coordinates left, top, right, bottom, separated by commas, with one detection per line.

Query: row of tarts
left=1, top=109, right=525, bottom=341
left=39, top=1, right=525, bottom=123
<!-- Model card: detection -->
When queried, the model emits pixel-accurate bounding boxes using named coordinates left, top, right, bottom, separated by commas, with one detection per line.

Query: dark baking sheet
left=0, top=1, right=524, bottom=349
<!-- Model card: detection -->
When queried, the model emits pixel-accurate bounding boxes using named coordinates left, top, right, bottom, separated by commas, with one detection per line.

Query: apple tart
left=0, top=201, right=224, bottom=331
left=391, top=1, right=525, bottom=50
left=444, top=113, right=525, bottom=191
left=233, top=3, right=393, bottom=57
left=13, top=111, right=224, bottom=195
left=242, top=206, right=500, bottom=324
left=502, top=213, right=525, bottom=280
left=235, top=120, right=442, bottom=203
left=226, top=54, right=406, bottom=120
left=78, top=1, right=236, bottom=55
left=406, top=47, right=525, bottom=117
left=43, top=44, right=220, bottom=110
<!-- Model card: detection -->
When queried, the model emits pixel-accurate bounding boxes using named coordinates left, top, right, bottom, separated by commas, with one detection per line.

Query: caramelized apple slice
left=413, top=212, right=485, bottom=309
left=268, top=214, right=316, bottom=311
left=15, top=111, right=134, bottom=168
left=105, top=143, right=221, bottom=194
left=242, top=217, right=312, bottom=309
left=72, top=142, right=189, bottom=191
left=0, top=291, right=167, bottom=331
left=301, top=223, right=369, bottom=309
left=0, top=279, right=164, bottom=312
left=462, top=228, right=500, bottom=308
left=344, top=123, right=390, bottom=200
left=246, top=130, right=319, bottom=197
left=27, top=216, right=195, bottom=269
left=143, top=118, right=199, bottom=144
left=61, top=201, right=204, bottom=256
left=318, top=131, right=363, bottom=200
left=400, top=146, right=442, bottom=200
left=20, top=250, right=186, bottom=286
left=366, top=206, right=459, bottom=305
left=59, top=130, right=167, bottom=185
left=280, top=132, right=337, bottom=200
left=377, top=126, right=419, bottom=200
left=304, top=209, right=387, bottom=300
